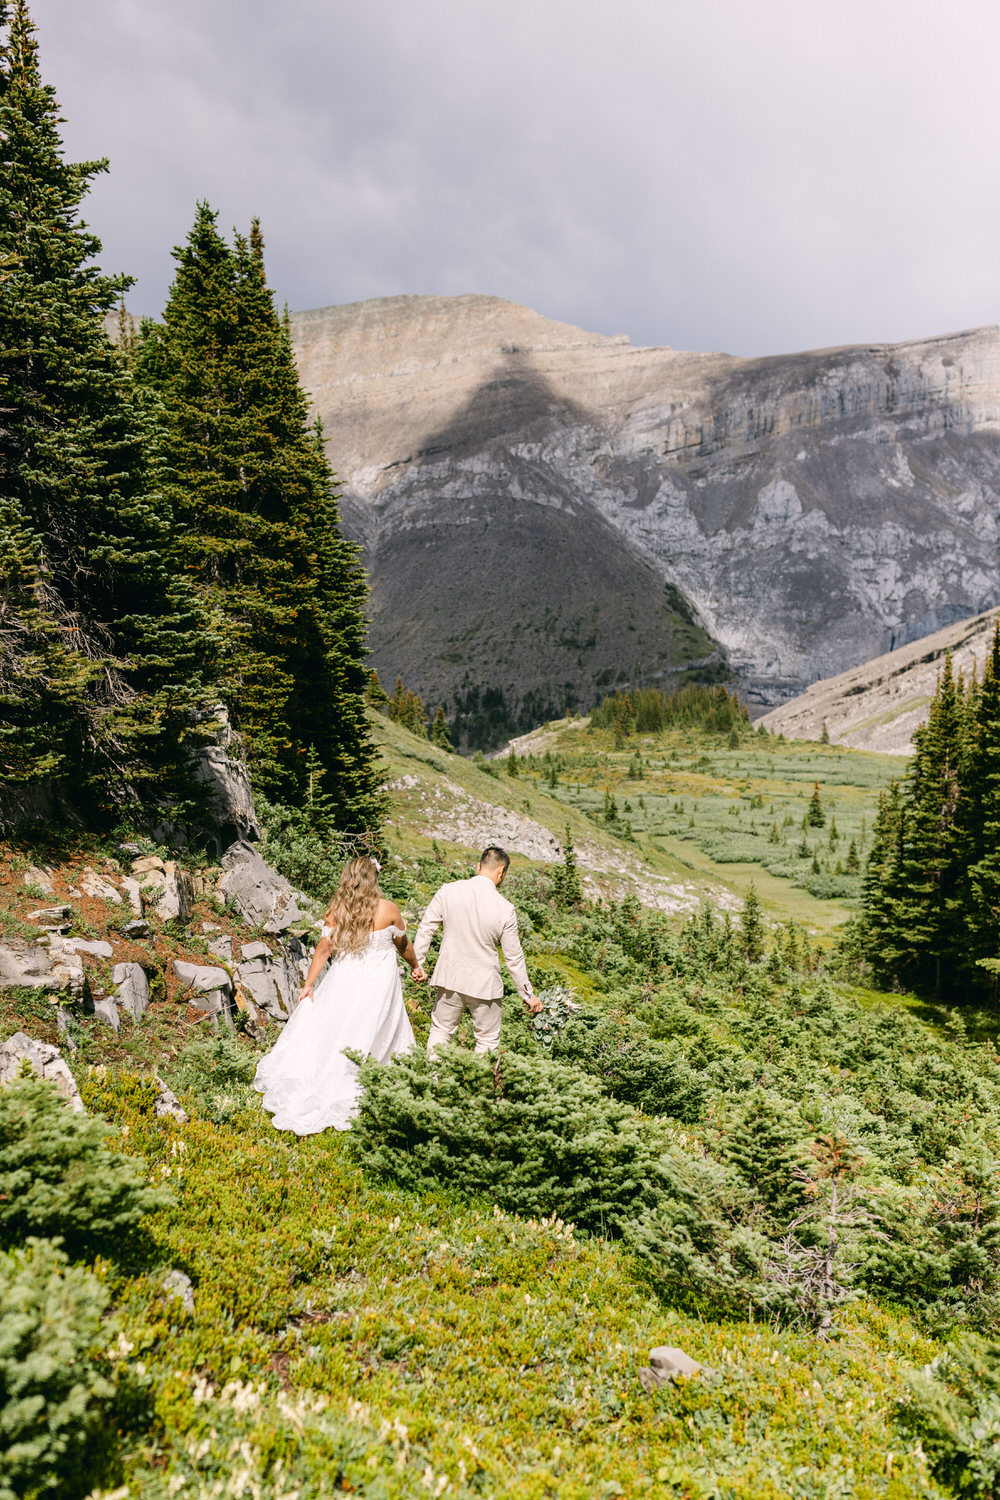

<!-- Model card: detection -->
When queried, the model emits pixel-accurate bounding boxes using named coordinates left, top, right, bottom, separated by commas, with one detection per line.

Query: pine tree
left=552, top=827, right=583, bottom=908
left=724, top=1090, right=811, bottom=1228
left=739, top=882, right=766, bottom=963
left=958, top=625, right=1000, bottom=979
left=138, top=205, right=380, bottom=830
left=430, top=706, right=454, bottom=752
left=506, top=746, right=519, bottom=776
left=0, top=1, right=212, bottom=820
left=807, top=783, right=826, bottom=827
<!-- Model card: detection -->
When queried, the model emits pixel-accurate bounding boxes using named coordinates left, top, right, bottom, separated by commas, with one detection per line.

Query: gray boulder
left=174, top=961, right=231, bottom=993
left=206, top=935, right=233, bottom=962
left=54, top=937, right=113, bottom=960
left=0, top=939, right=85, bottom=997
left=240, top=940, right=272, bottom=961
left=112, top=962, right=150, bottom=1021
left=121, top=876, right=143, bottom=916
left=0, top=1032, right=83, bottom=1112
left=153, top=1078, right=189, bottom=1123
left=236, top=935, right=309, bottom=1022
left=190, top=704, right=261, bottom=846
left=23, top=865, right=55, bottom=895
left=638, top=1346, right=716, bottom=1392
left=161, top=1268, right=195, bottom=1313
left=218, top=841, right=308, bottom=933
left=141, top=866, right=193, bottom=923
left=92, top=997, right=121, bottom=1033
left=80, top=868, right=122, bottom=903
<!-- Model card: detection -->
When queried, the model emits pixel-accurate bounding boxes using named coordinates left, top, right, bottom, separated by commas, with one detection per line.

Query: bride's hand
left=298, top=982, right=315, bottom=1004
left=410, top=965, right=428, bottom=984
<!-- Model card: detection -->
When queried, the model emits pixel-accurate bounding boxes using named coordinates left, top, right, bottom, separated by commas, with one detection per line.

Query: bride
left=254, top=856, right=425, bottom=1135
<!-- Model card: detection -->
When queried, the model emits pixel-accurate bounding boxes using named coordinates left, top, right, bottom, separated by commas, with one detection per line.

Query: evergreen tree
left=958, top=625, right=1000, bottom=978
left=739, top=883, right=766, bottom=964
left=430, top=705, right=454, bottom=752
left=138, top=205, right=380, bottom=830
left=724, top=1090, right=811, bottom=1228
left=386, top=676, right=428, bottom=737
left=0, top=1, right=212, bottom=819
left=552, top=827, right=583, bottom=909
left=807, top=783, right=826, bottom=827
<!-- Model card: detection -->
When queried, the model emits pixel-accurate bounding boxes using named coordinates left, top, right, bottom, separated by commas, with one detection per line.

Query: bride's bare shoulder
left=373, top=897, right=403, bottom=931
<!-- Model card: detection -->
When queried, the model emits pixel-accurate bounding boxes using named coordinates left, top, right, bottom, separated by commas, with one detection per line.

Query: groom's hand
left=411, top=965, right=428, bottom=983
left=525, top=994, right=543, bottom=1015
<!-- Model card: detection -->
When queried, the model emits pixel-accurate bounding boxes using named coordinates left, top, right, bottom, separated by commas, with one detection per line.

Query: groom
left=413, top=845, right=542, bottom=1053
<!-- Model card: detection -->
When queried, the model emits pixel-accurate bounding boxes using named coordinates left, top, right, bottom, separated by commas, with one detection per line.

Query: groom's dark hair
left=479, top=845, right=510, bottom=873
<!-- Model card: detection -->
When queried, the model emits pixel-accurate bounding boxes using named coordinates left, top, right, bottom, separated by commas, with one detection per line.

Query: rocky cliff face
left=758, top=608, right=998, bottom=756
left=289, top=294, right=1000, bottom=720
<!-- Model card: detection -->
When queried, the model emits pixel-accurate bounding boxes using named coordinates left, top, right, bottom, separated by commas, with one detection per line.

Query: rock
left=0, top=1031, right=83, bottom=1112
left=26, top=905, right=72, bottom=924
left=218, top=841, right=308, bottom=933
left=0, top=939, right=85, bottom=997
left=23, top=865, right=56, bottom=895
left=79, top=868, right=122, bottom=903
left=153, top=1078, right=189, bottom=1123
left=54, top=1007, right=77, bottom=1050
left=92, top=997, right=121, bottom=1032
left=188, top=988, right=234, bottom=1032
left=112, top=961, right=150, bottom=1021
left=116, top=841, right=143, bottom=858
left=140, top=867, right=193, bottom=923
left=121, top=876, right=143, bottom=915
left=174, top=961, right=231, bottom=993
left=190, top=704, right=261, bottom=847
left=639, top=1346, right=716, bottom=1392
left=240, top=940, right=272, bottom=961
left=201, top=922, right=222, bottom=933
left=206, top=935, right=233, bottom=962
left=122, top=917, right=152, bottom=940
left=54, top=937, right=114, bottom=959
left=132, top=855, right=165, bottom=875
left=161, top=1269, right=195, bottom=1313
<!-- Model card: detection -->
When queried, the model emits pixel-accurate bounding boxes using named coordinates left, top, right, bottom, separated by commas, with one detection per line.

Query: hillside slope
left=290, top=295, right=1000, bottom=719
left=757, top=607, right=999, bottom=753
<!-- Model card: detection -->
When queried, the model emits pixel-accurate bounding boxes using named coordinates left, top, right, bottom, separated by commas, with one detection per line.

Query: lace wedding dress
left=254, top=924, right=414, bottom=1135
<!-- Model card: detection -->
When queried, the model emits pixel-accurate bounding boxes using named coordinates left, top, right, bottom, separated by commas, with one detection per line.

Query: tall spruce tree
left=0, top=0, right=211, bottom=819
left=138, top=206, right=381, bottom=831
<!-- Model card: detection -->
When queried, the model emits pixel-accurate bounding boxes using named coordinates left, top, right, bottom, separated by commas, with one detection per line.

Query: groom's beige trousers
left=427, top=988, right=502, bottom=1054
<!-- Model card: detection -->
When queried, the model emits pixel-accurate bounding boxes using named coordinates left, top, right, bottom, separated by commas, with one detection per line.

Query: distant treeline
left=589, top=684, right=751, bottom=736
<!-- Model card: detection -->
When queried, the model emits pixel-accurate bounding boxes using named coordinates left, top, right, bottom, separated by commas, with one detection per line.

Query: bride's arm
left=388, top=903, right=428, bottom=982
left=298, top=930, right=333, bottom=1002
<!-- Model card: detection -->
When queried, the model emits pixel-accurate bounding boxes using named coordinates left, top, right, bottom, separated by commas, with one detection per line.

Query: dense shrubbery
left=0, top=1239, right=115, bottom=1500
left=0, top=1077, right=164, bottom=1256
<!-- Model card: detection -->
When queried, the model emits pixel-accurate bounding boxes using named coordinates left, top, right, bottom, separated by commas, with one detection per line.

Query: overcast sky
left=30, top=0, right=1000, bottom=357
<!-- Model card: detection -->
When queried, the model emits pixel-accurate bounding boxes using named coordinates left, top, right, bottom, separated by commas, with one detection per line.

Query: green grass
left=92, top=1073, right=947, bottom=1499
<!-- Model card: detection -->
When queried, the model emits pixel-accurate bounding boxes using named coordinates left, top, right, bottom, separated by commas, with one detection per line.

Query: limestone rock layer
left=289, top=293, right=1000, bottom=714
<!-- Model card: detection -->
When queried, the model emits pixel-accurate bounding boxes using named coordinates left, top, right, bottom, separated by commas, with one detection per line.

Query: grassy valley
left=7, top=710, right=1000, bottom=1499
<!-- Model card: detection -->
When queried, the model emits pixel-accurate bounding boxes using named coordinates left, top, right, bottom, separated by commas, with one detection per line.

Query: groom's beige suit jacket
left=414, top=875, right=534, bottom=1001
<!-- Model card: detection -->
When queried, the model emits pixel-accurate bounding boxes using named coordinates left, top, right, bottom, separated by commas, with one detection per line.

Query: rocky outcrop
left=218, top=841, right=309, bottom=933
left=289, top=294, right=1000, bottom=715
left=190, top=705, right=261, bottom=847
left=0, top=1032, right=83, bottom=1112
left=0, top=938, right=85, bottom=997
left=758, top=607, right=999, bottom=754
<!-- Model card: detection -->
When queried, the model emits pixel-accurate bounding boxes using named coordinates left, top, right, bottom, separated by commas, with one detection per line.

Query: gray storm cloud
left=31, top=0, right=1000, bottom=355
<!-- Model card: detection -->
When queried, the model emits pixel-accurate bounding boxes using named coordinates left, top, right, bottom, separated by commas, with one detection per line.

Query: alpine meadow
left=6, top=6, right=1000, bottom=1500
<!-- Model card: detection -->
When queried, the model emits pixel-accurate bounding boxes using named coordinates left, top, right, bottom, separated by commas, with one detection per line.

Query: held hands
left=410, top=965, right=428, bottom=984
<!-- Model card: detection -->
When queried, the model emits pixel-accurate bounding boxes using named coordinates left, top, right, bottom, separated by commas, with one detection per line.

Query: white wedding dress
left=254, top=924, right=414, bottom=1135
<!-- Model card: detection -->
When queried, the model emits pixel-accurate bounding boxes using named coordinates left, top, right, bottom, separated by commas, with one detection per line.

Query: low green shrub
left=899, top=1336, right=1000, bottom=1497
left=0, top=1238, right=115, bottom=1500
left=352, top=1045, right=709, bottom=1236
left=549, top=1009, right=707, bottom=1121
left=167, top=1035, right=260, bottom=1125
left=0, top=1078, right=165, bottom=1257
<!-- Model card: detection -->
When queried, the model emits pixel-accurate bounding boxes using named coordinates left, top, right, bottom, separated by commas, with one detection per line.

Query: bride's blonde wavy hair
left=324, top=857, right=382, bottom=956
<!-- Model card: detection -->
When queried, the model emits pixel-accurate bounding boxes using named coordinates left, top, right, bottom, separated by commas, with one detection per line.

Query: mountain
left=755, top=606, right=995, bottom=756
left=288, top=296, right=1000, bottom=731
left=757, top=607, right=999, bottom=755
